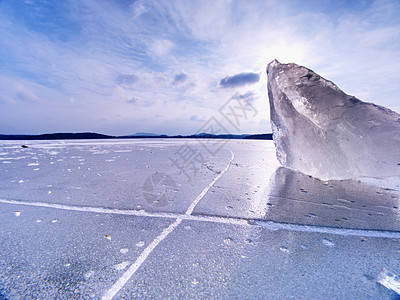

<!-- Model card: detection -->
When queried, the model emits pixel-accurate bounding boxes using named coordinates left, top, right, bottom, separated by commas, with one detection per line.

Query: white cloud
left=129, top=0, right=147, bottom=19
left=148, top=39, right=174, bottom=57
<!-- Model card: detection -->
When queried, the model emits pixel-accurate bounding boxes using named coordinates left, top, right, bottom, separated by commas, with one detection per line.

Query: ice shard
left=267, top=59, right=400, bottom=180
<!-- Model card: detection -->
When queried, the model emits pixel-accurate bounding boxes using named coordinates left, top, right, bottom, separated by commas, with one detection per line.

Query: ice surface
left=0, top=139, right=230, bottom=214
left=267, top=59, right=400, bottom=180
left=0, top=139, right=399, bottom=299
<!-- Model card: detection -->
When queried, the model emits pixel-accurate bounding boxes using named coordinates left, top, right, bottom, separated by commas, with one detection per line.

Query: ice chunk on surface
left=377, top=267, right=400, bottom=295
left=267, top=59, right=400, bottom=180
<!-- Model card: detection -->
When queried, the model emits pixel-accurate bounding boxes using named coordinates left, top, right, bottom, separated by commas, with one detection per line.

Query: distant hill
left=120, top=132, right=162, bottom=137
left=119, top=133, right=272, bottom=140
left=0, top=132, right=115, bottom=140
left=243, top=133, right=273, bottom=140
left=0, top=132, right=273, bottom=140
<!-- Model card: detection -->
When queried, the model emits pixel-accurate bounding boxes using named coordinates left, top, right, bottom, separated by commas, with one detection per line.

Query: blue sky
left=0, top=0, right=399, bottom=135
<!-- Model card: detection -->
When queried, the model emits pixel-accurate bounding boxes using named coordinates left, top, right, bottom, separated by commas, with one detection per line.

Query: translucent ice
left=377, top=267, right=400, bottom=295
left=267, top=59, right=400, bottom=180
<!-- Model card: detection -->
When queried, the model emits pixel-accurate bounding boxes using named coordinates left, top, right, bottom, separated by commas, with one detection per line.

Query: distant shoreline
left=0, top=132, right=273, bottom=141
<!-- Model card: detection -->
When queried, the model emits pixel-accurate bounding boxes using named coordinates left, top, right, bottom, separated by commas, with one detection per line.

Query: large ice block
left=267, top=59, right=400, bottom=180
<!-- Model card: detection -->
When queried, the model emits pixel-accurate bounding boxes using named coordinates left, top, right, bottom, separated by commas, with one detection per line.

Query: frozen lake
left=1, top=139, right=400, bottom=299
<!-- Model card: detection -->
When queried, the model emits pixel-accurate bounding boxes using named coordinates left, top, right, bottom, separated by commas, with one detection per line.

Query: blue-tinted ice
left=0, top=139, right=399, bottom=299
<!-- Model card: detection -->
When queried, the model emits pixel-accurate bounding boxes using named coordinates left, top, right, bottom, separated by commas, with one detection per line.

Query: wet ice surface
left=0, top=139, right=229, bottom=213
left=0, top=203, right=172, bottom=299
left=0, top=139, right=400, bottom=299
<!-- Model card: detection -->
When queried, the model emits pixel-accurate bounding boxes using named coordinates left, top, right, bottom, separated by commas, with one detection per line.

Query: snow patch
left=114, top=261, right=131, bottom=271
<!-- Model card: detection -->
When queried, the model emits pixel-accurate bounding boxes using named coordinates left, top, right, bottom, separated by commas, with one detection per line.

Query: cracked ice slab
left=0, top=139, right=230, bottom=214
left=115, top=220, right=400, bottom=299
left=1, top=139, right=400, bottom=299
left=0, top=201, right=174, bottom=299
left=194, top=141, right=400, bottom=232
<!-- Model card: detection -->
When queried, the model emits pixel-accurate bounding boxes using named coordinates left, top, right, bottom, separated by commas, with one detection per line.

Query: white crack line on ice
left=253, top=220, right=400, bottom=239
left=103, top=218, right=182, bottom=300
left=3, top=197, right=400, bottom=239
left=101, top=149, right=235, bottom=300
left=0, top=198, right=247, bottom=226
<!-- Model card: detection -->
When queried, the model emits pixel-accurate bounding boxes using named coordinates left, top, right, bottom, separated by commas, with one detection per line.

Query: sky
left=0, top=0, right=399, bottom=136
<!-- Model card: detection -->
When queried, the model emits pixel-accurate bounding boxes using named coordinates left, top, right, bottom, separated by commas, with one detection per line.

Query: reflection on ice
left=377, top=267, right=400, bottom=295
left=266, top=167, right=400, bottom=231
